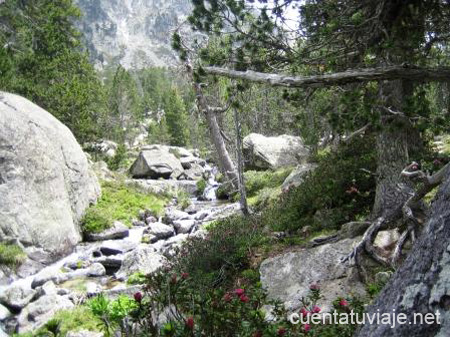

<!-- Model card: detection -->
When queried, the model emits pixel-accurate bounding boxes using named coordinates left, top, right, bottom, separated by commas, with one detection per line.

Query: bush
left=82, top=181, right=168, bottom=234
left=263, top=136, right=376, bottom=233
left=196, top=179, right=207, bottom=196
left=0, top=243, right=26, bottom=268
left=106, top=143, right=127, bottom=171
left=171, top=215, right=267, bottom=289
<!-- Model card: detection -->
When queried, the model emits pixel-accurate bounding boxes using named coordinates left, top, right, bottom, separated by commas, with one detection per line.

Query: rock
left=86, top=140, right=118, bottom=157
left=17, top=294, right=74, bottom=333
left=67, top=330, right=103, bottom=337
left=281, top=163, right=317, bottom=191
left=87, top=263, right=106, bottom=277
left=85, top=221, right=129, bottom=241
left=163, top=209, right=190, bottom=224
left=260, top=237, right=367, bottom=312
left=104, top=285, right=143, bottom=300
left=36, top=281, right=58, bottom=297
left=340, top=221, right=372, bottom=238
left=129, top=179, right=198, bottom=195
left=145, top=216, right=157, bottom=224
left=85, top=282, right=101, bottom=295
left=145, top=222, right=175, bottom=240
left=16, top=258, right=45, bottom=279
left=374, top=229, right=401, bottom=252
left=184, top=163, right=205, bottom=181
left=375, top=271, right=393, bottom=284
left=130, top=146, right=184, bottom=179
left=0, top=327, right=8, bottom=337
left=0, top=284, right=36, bottom=310
left=100, top=240, right=137, bottom=256
left=132, top=219, right=146, bottom=227
left=173, top=220, right=196, bottom=234
left=0, top=92, right=100, bottom=257
left=243, top=133, right=310, bottom=170
left=115, top=247, right=167, bottom=281
left=163, top=234, right=189, bottom=249
left=91, top=160, right=115, bottom=181
left=94, top=256, right=124, bottom=269
left=31, top=267, right=68, bottom=289
left=0, top=303, right=12, bottom=321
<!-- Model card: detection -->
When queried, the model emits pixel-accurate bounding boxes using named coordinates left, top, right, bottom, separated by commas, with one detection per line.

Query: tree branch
left=203, top=64, right=450, bottom=88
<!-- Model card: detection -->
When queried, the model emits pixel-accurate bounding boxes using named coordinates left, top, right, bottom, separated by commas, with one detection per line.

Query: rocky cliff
left=74, top=0, right=192, bottom=69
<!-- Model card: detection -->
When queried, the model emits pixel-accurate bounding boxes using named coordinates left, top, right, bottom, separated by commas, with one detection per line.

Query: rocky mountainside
left=74, top=0, right=192, bottom=69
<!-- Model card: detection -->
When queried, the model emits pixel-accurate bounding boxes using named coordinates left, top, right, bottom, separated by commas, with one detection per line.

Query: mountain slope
left=74, top=0, right=191, bottom=69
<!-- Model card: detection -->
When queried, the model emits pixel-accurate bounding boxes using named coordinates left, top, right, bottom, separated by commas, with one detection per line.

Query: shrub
left=196, top=179, right=207, bottom=196
left=171, top=215, right=267, bottom=289
left=106, top=143, right=127, bottom=171
left=0, top=243, right=26, bottom=268
left=263, top=136, right=376, bottom=233
left=82, top=181, right=168, bottom=234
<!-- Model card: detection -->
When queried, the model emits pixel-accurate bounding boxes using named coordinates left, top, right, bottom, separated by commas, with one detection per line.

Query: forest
left=0, top=0, right=450, bottom=337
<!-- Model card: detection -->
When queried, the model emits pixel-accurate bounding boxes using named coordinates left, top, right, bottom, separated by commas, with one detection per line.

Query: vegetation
left=81, top=181, right=168, bottom=234
left=0, top=243, right=26, bottom=268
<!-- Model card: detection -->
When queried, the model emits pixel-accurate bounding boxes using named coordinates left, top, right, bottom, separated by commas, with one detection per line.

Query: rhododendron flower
left=277, top=327, right=287, bottom=336
left=133, top=292, right=143, bottom=303
left=339, top=299, right=349, bottom=307
left=303, top=324, right=311, bottom=332
left=312, top=305, right=321, bottom=313
left=309, top=283, right=320, bottom=290
left=300, top=307, right=309, bottom=317
left=170, top=274, right=177, bottom=284
left=181, top=272, right=189, bottom=279
left=234, top=288, right=245, bottom=296
left=239, top=294, right=250, bottom=303
left=185, top=317, right=194, bottom=330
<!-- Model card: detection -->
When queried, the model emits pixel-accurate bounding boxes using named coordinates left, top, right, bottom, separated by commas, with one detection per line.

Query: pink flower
left=239, top=294, right=250, bottom=303
left=300, top=307, right=310, bottom=317
left=234, top=288, right=245, bottom=296
left=309, top=283, right=320, bottom=290
left=312, top=305, right=321, bottom=313
left=133, top=292, right=143, bottom=303
left=303, top=323, right=311, bottom=332
left=181, top=272, right=189, bottom=279
left=277, top=327, right=287, bottom=336
left=185, top=317, right=194, bottom=330
left=339, top=299, right=349, bottom=307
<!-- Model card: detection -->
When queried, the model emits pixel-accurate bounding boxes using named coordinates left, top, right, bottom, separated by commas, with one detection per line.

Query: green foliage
left=171, top=215, right=267, bottom=288
left=164, top=87, right=191, bottom=146
left=82, top=181, right=168, bottom=234
left=88, top=294, right=139, bottom=337
left=126, top=272, right=147, bottom=285
left=0, top=243, right=26, bottom=268
left=0, top=0, right=108, bottom=143
left=196, top=179, right=207, bottom=196
left=263, top=136, right=376, bottom=233
left=106, top=144, right=127, bottom=171
left=175, top=189, right=192, bottom=210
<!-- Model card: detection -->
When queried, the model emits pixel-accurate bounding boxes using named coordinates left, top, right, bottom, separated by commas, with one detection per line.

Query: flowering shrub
left=87, top=271, right=365, bottom=337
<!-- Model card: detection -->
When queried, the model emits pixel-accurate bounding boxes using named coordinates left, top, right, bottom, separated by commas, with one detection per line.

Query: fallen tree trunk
left=204, top=65, right=450, bottom=88
left=357, top=165, right=450, bottom=337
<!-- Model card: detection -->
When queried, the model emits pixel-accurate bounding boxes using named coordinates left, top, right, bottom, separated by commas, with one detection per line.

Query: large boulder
left=115, top=246, right=167, bottom=281
left=0, top=92, right=100, bottom=257
left=243, top=133, right=310, bottom=170
left=260, top=237, right=367, bottom=312
left=130, top=146, right=185, bottom=179
left=281, top=163, right=317, bottom=191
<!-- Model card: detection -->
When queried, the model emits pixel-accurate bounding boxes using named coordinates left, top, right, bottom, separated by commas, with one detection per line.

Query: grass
left=0, top=243, right=26, bottom=268
left=82, top=180, right=169, bottom=234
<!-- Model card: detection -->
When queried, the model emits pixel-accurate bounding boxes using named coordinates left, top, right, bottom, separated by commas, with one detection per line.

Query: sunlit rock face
left=74, top=0, right=192, bottom=69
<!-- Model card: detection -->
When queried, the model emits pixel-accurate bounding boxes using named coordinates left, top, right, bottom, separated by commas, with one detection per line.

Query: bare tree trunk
left=233, top=107, right=249, bottom=215
left=357, top=165, right=450, bottom=337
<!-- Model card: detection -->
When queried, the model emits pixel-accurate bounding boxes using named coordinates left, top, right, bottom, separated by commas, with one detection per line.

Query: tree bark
left=203, top=65, right=450, bottom=88
left=357, top=165, right=450, bottom=337
left=372, top=80, right=414, bottom=218
left=234, top=107, right=249, bottom=215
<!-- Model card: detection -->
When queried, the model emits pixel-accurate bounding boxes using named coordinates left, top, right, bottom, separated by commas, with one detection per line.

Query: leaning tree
left=177, top=0, right=450, bottom=335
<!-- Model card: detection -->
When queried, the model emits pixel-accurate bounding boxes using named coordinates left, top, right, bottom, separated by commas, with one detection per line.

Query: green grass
left=0, top=243, right=26, bottom=268
left=82, top=181, right=169, bottom=234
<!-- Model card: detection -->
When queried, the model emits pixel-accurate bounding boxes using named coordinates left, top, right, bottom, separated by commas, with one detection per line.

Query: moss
left=244, top=167, right=293, bottom=197
left=0, top=243, right=26, bottom=268
left=82, top=181, right=168, bottom=234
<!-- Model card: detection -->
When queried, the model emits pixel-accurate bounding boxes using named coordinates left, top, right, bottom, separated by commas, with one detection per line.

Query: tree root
left=341, top=162, right=449, bottom=269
